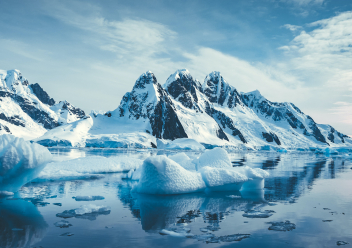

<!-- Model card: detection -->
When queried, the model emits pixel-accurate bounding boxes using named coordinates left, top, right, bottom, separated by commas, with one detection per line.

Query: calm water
left=0, top=148, right=351, bottom=248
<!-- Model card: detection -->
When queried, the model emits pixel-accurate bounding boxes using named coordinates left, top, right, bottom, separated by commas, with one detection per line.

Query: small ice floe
left=53, top=203, right=62, bottom=206
left=337, top=241, right=349, bottom=246
left=242, top=210, right=275, bottom=218
left=60, top=232, right=74, bottom=236
left=56, top=204, right=111, bottom=220
left=0, top=134, right=52, bottom=193
left=267, top=221, right=296, bottom=231
left=73, top=196, right=105, bottom=201
left=159, top=227, right=194, bottom=238
left=54, top=220, right=72, bottom=228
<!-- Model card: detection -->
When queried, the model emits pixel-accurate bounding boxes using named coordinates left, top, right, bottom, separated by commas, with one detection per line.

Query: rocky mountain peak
left=203, top=71, right=242, bottom=108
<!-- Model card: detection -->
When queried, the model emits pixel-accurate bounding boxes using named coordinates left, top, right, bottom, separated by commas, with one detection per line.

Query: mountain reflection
left=0, top=195, right=48, bottom=248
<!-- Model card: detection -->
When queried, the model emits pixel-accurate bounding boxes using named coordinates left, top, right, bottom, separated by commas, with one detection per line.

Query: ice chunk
left=277, top=148, right=287, bottom=153
left=196, top=148, right=232, bottom=171
left=54, top=220, right=72, bottom=228
left=56, top=204, right=111, bottom=221
left=133, top=156, right=206, bottom=195
left=202, top=234, right=250, bottom=243
left=235, top=166, right=269, bottom=191
left=159, top=228, right=194, bottom=238
left=267, top=221, right=296, bottom=231
left=200, top=167, right=247, bottom=191
left=74, top=196, right=105, bottom=201
left=0, top=134, right=52, bottom=192
left=242, top=210, right=275, bottom=218
left=35, top=156, right=143, bottom=181
left=157, top=138, right=205, bottom=151
left=168, top=153, right=196, bottom=171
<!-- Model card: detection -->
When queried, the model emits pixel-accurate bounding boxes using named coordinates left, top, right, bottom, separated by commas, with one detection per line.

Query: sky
left=0, top=0, right=351, bottom=135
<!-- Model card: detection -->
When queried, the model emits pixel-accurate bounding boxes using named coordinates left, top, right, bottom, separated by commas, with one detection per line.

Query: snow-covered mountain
left=33, top=69, right=352, bottom=149
left=0, top=69, right=86, bottom=139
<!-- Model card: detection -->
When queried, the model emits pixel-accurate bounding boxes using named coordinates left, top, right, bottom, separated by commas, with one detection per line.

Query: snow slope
left=0, top=69, right=86, bottom=140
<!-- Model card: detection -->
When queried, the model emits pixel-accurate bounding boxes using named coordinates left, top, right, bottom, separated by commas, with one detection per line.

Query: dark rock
left=29, top=83, right=55, bottom=106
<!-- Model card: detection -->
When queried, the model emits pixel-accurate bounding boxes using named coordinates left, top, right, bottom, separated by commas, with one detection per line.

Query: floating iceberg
left=133, top=156, right=206, bottom=194
left=0, top=134, right=52, bottom=193
left=133, top=148, right=269, bottom=194
left=157, top=138, right=205, bottom=151
left=74, top=196, right=105, bottom=201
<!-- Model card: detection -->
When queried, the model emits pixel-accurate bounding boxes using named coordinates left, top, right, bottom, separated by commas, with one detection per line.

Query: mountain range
left=0, top=69, right=350, bottom=149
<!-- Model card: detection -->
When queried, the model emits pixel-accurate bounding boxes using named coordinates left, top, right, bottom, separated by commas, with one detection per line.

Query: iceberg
left=0, top=134, right=52, bottom=193
left=133, top=156, right=206, bottom=194
left=196, top=148, right=232, bottom=170
left=132, top=148, right=269, bottom=194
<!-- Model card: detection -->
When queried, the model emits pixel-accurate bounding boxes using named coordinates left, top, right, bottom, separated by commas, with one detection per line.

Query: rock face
left=0, top=69, right=86, bottom=139
left=29, top=83, right=55, bottom=106
left=117, top=71, right=187, bottom=140
left=11, top=68, right=351, bottom=149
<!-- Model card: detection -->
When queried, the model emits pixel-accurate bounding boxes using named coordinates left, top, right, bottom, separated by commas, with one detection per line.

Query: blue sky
left=0, top=0, right=352, bottom=134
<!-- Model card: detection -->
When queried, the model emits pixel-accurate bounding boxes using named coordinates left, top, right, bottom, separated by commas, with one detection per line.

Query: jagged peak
left=163, top=69, right=196, bottom=89
left=133, top=71, right=158, bottom=90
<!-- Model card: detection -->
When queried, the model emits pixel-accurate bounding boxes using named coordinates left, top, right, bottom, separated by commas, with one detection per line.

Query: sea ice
left=133, top=156, right=206, bottom=194
left=54, top=220, right=72, bottom=228
left=267, top=221, right=296, bottom=231
left=35, top=156, right=143, bottom=181
left=242, top=210, right=275, bottom=218
left=74, top=196, right=105, bottom=201
left=56, top=204, right=111, bottom=220
left=157, top=138, right=205, bottom=151
left=159, top=227, right=194, bottom=238
left=0, top=134, right=52, bottom=192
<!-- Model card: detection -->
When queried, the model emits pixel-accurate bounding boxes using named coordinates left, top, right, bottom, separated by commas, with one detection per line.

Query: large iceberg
left=133, top=156, right=206, bottom=194
left=133, top=148, right=269, bottom=195
left=0, top=134, right=52, bottom=193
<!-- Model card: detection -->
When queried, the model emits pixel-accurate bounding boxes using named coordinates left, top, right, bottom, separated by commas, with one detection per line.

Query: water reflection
left=0, top=195, right=48, bottom=248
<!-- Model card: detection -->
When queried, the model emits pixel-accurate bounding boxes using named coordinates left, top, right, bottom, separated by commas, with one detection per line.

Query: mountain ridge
left=1, top=68, right=350, bottom=149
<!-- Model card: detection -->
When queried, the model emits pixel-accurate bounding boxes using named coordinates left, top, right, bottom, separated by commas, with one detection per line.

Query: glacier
left=0, top=134, right=52, bottom=193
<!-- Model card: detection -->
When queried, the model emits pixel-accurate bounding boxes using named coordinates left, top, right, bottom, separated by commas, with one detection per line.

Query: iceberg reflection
left=0, top=195, right=48, bottom=248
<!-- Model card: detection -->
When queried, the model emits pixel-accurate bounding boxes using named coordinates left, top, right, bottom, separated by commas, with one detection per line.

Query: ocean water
left=0, top=148, right=351, bottom=248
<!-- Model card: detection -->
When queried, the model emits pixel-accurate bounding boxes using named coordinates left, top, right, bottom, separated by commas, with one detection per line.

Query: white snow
left=196, top=148, right=232, bottom=170
left=168, top=153, right=196, bottom=170
left=0, top=134, right=52, bottom=192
